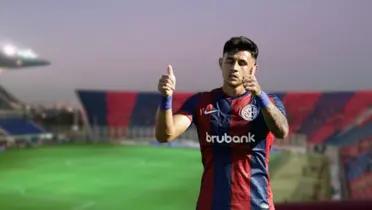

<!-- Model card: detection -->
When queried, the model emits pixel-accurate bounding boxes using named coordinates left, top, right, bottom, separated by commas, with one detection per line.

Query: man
left=155, top=36, right=289, bottom=210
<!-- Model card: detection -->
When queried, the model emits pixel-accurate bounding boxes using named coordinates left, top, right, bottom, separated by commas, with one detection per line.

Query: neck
left=222, top=84, right=247, bottom=97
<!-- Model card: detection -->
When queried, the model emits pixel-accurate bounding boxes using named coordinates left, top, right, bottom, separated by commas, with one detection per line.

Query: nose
left=232, top=61, right=239, bottom=72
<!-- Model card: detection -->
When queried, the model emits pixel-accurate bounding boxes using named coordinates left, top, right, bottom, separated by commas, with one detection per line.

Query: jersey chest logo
left=240, top=104, right=259, bottom=121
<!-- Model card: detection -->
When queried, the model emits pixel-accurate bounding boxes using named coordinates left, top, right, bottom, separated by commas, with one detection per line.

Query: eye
left=225, top=58, right=234, bottom=65
left=238, top=60, right=247, bottom=66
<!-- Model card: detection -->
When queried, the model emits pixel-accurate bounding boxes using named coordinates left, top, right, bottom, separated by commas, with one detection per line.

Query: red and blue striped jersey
left=177, top=88, right=286, bottom=210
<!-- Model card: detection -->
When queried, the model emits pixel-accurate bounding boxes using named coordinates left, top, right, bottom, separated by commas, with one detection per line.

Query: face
left=219, top=50, right=256, bottom=88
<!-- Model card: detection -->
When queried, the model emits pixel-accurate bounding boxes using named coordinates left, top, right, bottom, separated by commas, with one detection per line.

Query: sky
left=0, top=0, right=371, bottom=105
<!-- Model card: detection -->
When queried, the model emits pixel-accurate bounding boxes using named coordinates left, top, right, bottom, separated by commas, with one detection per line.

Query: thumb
left=250, top=65, right=257, bottom=75
left=167, top=64, right=174, bottom=76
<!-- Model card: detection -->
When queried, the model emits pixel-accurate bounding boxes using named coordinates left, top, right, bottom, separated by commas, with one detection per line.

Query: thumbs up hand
left=158, top=65, right=176, bottom=96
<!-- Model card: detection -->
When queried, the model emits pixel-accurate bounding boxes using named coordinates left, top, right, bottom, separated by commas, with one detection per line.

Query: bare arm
left=261, top=100, right=289, bottom=139
left=155, top=110, right=192, bottom=142
left=155, top=65, right=192, bottom=142
left=244, top=74, right=289, bottom=139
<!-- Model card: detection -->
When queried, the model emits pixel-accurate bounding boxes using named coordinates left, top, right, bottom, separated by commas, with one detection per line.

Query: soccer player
left=155, top=36, right=289, bottom=210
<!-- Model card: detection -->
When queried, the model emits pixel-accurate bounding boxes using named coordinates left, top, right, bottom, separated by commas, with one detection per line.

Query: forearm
left=261, top=104, right=289, bottom=138
left=155, top=108, right=176, bottom=142
left=256, top=91, right=289, bottom=138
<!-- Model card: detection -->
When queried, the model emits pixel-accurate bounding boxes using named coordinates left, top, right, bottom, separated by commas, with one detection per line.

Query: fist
left=243, top=75, right=262, bottom=96
left=158, top=65, right=176, bottom=96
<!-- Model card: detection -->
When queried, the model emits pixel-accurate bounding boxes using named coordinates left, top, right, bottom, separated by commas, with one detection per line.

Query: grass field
left=0, top=144, right=329, bottom=210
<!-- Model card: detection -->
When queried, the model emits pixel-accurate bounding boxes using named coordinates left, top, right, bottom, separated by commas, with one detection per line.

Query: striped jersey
left=177, top=88, right=286, bottom=210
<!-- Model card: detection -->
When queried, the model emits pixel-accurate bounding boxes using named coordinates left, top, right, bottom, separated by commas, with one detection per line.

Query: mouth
left=229, top=74, right=239, bottom=80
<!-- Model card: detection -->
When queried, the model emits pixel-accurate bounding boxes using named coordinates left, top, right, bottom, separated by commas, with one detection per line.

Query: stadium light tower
left=0, top=43, right=50, bottom=69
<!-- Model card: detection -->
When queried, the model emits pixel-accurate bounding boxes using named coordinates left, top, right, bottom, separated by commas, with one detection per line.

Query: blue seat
left=0, top=118, right=45, bottom=135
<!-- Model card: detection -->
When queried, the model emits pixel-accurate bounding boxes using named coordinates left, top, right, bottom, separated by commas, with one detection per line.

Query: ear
left=218, top=57, right=223, bottom=69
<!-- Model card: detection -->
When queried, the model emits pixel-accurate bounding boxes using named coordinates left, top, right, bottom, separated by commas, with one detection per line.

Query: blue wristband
left=160, top=95, right=172, bottom=110
left=257, top=91, right=271, bottom=108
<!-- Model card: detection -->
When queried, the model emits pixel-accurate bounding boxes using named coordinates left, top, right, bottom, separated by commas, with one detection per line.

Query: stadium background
left=0, top=85, right=370, bottom=209
left=1, top=1, right=371, bottom=209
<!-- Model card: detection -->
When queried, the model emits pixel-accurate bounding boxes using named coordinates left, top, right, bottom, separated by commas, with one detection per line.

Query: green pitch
left=0, top=144, right=328, bottom=210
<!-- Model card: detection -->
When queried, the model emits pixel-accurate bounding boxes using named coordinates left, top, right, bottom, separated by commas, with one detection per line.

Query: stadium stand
left=0, top=85, right=50, bottom=147
left=77, top=90, right=194, bottom=139
left=76, top=90, right=372, bottom=143
left=339, top=91, right=372, bottom=128
left=0, top=118, right=45, bottom=136
left=326, top=122, right=372, bottom=146
left=281, top=92, right=321, bottom=133
left=129, top=92, right=160, bottom=127
left=106, top=91, right=137, bottom=128
left=0, top=85, right=23, bottom=110
left=349, top=172, right=372, bottom=200
left=340, top=137, right=371, bottom=157
left=298, top=92, right=354, bottom=143
left=78, top=90, right=107, bottom=126
left=340, top=137, right=372, bottom=200
left=106, top=91, right=137, bottom=138
left=345, top=152, right=370, bottom=181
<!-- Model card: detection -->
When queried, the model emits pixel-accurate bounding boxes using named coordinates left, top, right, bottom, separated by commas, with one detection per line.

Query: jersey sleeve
left=175, top=93, right=200, bottom=123
left=269, top=95, right=287, bottom=117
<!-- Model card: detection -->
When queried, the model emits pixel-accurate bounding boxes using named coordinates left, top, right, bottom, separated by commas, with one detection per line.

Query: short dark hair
left=223, top=36, right=259, bottom=59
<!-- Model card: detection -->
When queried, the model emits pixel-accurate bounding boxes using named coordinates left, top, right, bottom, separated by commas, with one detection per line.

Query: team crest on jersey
left=240, top=104, right=259, bottom=121
left=260, top=202, right=269, bottom=209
